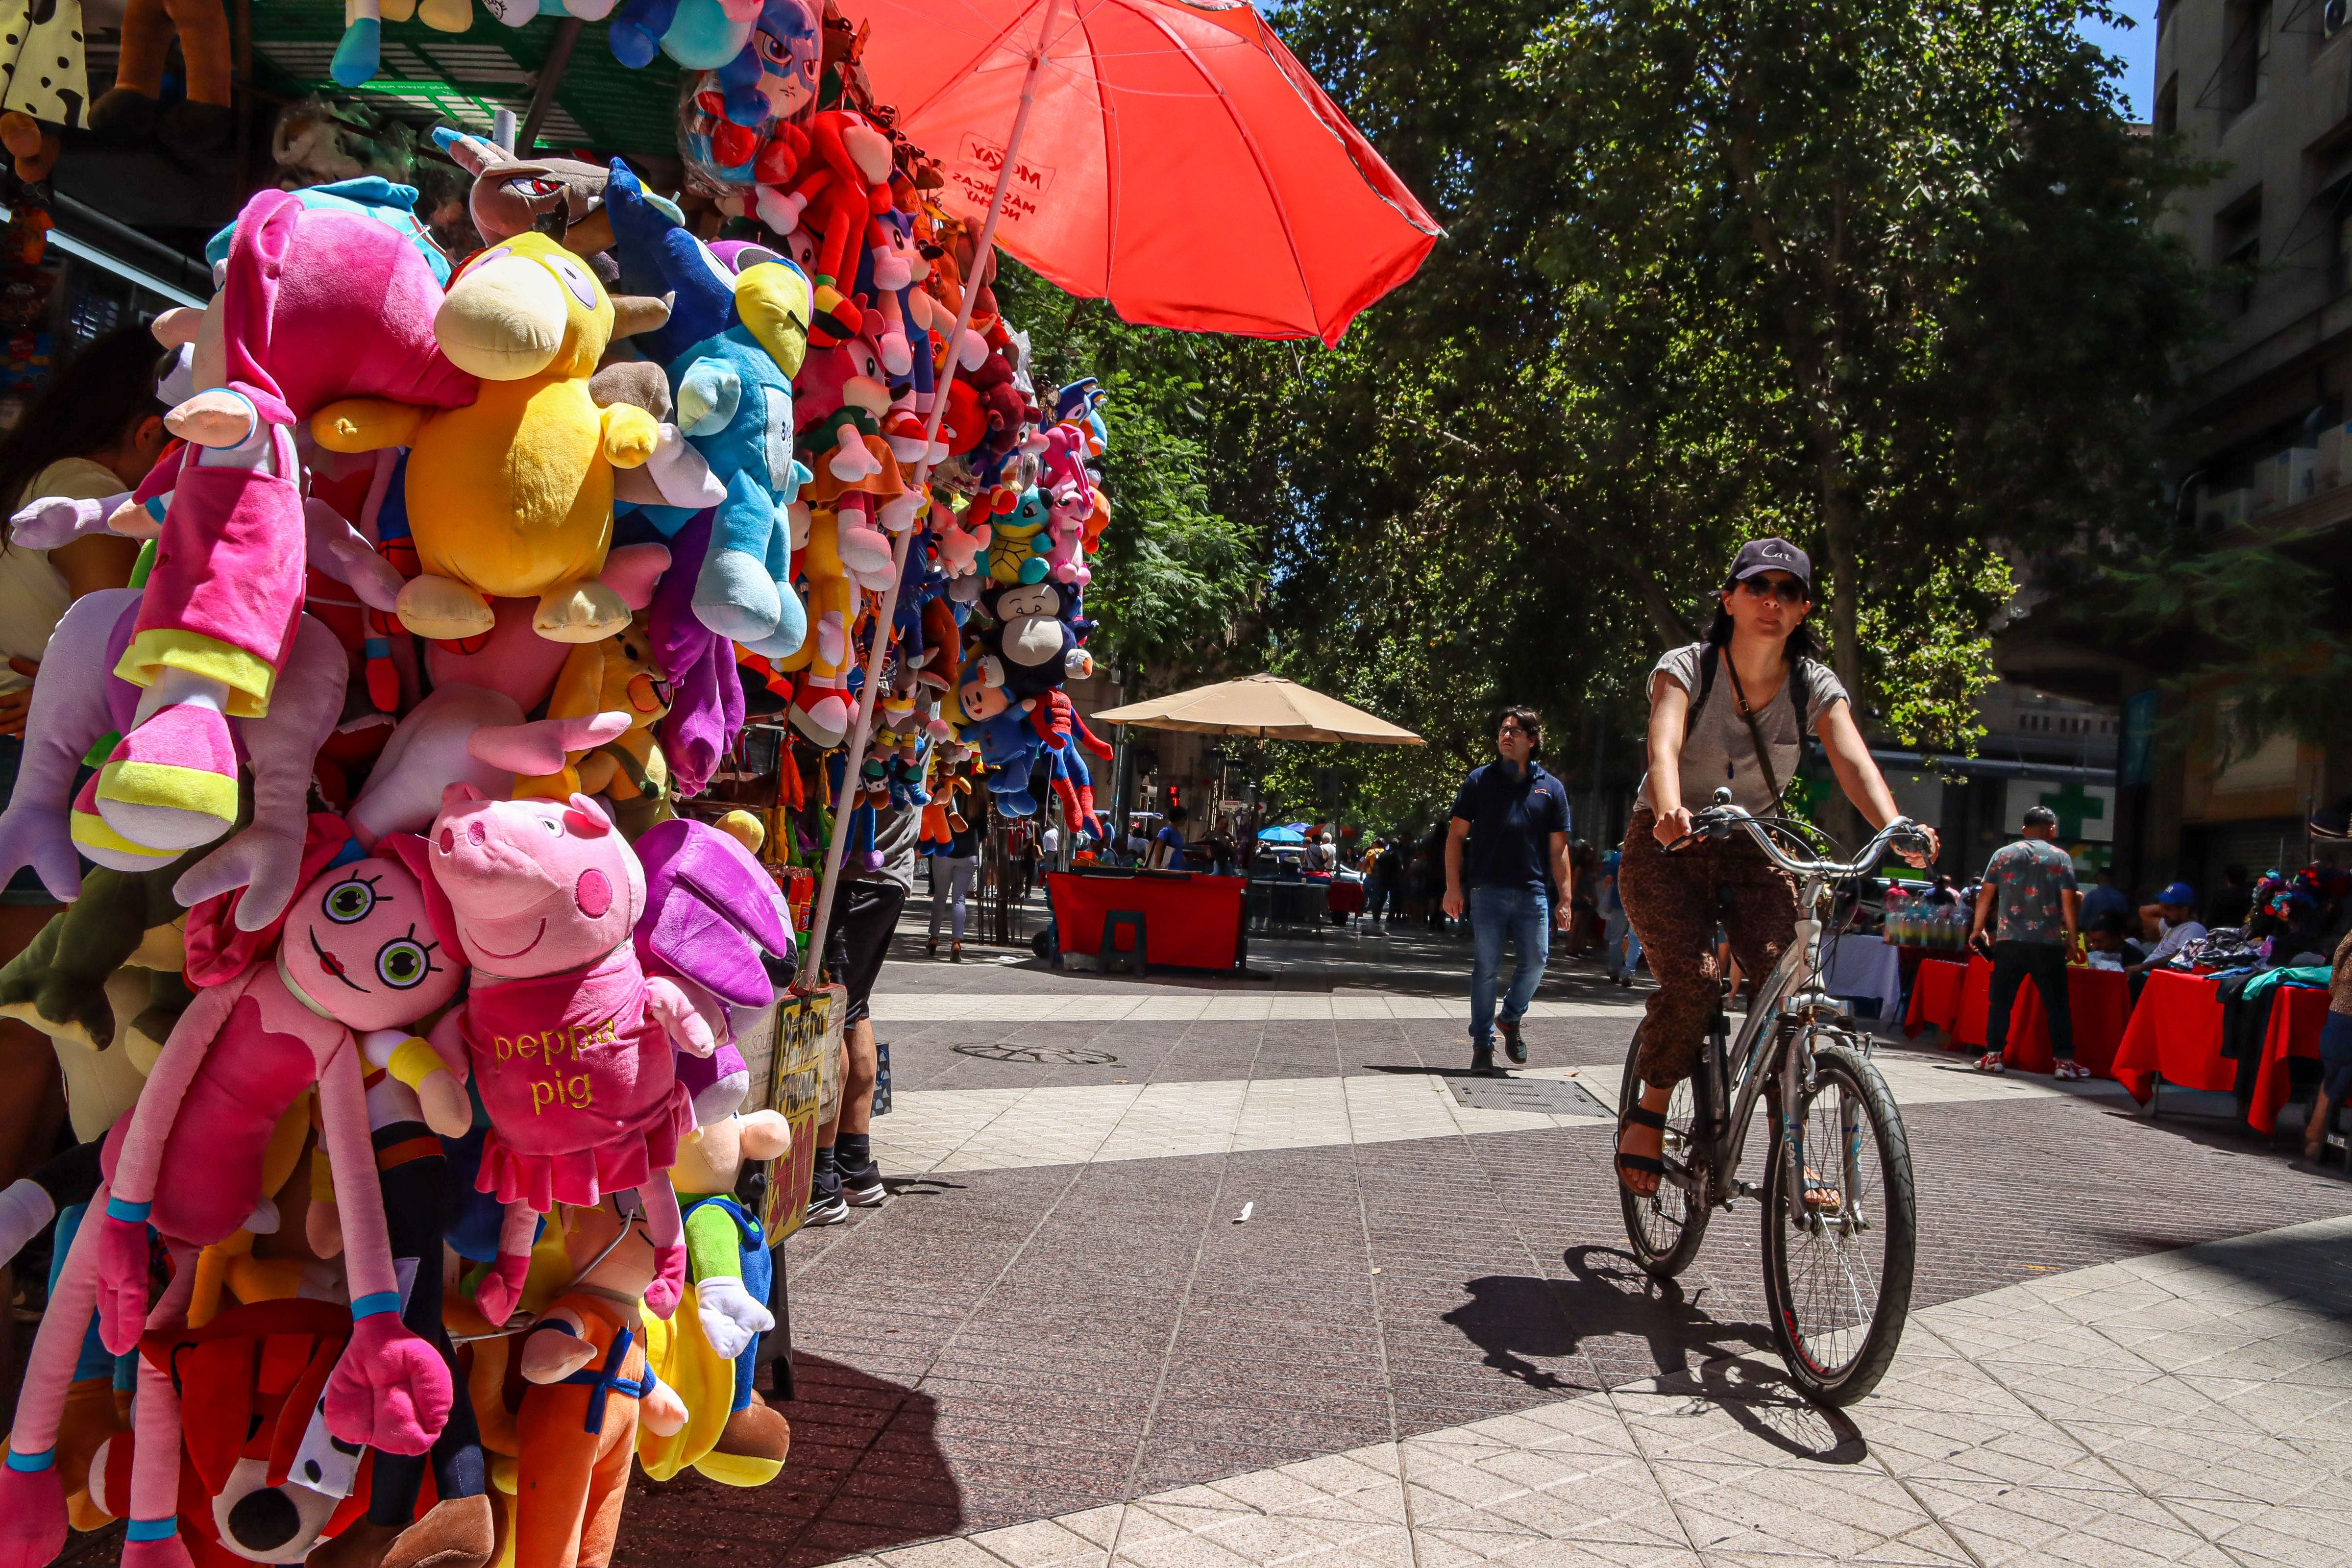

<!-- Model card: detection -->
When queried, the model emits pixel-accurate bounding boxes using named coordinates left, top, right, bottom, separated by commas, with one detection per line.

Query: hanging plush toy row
left=0, top=9, right=1115, bottom=1555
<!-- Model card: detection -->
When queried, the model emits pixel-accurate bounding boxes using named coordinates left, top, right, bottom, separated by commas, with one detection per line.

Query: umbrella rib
left=1101, top=0, right=1320, bottom=336
left=899, top=0, right=1072, bottom=129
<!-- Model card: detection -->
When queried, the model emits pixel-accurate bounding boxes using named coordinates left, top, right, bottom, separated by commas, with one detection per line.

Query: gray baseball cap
left=1731, top=537, right=1812, bottom=595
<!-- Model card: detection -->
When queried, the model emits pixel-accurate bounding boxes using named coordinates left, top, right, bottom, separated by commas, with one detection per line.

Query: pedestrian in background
left=1152, top=806, right=1191, bottom=869
left=928, top=804, right=980, bottom=962
left=1599, top=848, right=1641, bottom=987
left=2080, top=864, right=2129, bottom=932
left=1968, top=804, right=2086, bottom=1078
left=1443, top=707, right=1573, bottom=1074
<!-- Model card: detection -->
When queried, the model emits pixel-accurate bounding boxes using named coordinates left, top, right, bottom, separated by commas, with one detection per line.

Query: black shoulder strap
left=1685, top=644, right=1718, bottom=739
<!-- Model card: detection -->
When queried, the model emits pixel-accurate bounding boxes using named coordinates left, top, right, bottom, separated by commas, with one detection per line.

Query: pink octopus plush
left=391, top=788, right=713, bottom=1326
left=0, top=819, right=466, bottom=1568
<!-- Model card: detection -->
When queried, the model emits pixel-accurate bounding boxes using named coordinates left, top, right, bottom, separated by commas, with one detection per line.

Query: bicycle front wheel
left=1762, top=1041, right=1916, bottom=1405
left=1618, top=1023, right=1712, bottom=1278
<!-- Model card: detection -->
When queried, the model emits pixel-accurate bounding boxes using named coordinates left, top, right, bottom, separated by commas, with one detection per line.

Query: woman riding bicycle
left=1614, top=538, right=1937, bottom=1195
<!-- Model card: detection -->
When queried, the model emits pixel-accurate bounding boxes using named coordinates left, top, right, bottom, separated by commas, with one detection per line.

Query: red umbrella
left=838, top=0, right=1441, bottom=346
left=800, top=0, right=1435, bottom=964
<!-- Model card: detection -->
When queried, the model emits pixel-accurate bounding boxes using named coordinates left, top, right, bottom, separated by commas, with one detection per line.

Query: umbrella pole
left=800, top=0, right=1069, bottom=981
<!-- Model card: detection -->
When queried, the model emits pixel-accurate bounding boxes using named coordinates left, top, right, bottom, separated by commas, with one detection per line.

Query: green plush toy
left=0, top=850, right=202, bottom=1138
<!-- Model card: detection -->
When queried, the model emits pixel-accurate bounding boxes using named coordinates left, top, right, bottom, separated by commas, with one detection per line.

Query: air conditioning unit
left=2260, top=447, right=2320, bottom=509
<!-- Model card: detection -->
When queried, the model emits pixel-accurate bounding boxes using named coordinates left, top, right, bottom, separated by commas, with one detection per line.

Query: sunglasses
left=1738, top=575, right=1810, bottom=606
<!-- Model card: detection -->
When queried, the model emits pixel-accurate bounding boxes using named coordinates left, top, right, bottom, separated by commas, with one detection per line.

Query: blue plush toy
left=973, top=709, right=1043, bottom=818
left=606, top=160, right=816, bottom=659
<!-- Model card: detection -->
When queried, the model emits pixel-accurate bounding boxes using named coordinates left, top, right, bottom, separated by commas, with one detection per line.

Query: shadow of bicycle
left=1441, top=1246, right=1865, bottom=1464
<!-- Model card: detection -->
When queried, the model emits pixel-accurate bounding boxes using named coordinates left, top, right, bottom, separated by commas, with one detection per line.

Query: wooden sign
left=760, top=984, right=845, bottom=1242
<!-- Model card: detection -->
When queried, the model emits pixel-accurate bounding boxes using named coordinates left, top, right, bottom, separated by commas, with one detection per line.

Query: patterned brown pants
left=1616, top=808, right=1800, bottom=1088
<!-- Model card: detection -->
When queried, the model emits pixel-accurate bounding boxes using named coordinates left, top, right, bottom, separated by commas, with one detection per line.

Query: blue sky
left=2080, top=1, right=2158, bottom=121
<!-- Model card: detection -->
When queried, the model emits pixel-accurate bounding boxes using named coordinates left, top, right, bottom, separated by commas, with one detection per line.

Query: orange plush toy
left=511, top=1201, right=687, bottom=1568
left=89, top=0, right=233, bottom=148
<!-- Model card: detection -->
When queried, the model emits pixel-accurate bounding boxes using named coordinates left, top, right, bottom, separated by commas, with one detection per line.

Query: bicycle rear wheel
left=1762, top=1040, right=1916, bottom=1405
left=1618, top=1023, right=1712, bottom=1277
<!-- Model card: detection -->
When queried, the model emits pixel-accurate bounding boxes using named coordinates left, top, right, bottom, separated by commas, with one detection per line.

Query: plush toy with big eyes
left=0, top=821, right=467, bottom=1568
left=391, top=789, right=716, bottom=1330
left=313, top=234, right=673, bottom=647
left=979, top=576, right=1091, bottom=704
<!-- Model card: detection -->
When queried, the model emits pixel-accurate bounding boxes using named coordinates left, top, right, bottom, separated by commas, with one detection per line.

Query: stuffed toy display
left=313, top=233, right=670, bottom=645
left=0, top=16, right=1122, bottom=1554
left=0, top=822, right=465, bottom=1568
left=394, top=788, right=711, bottom=1321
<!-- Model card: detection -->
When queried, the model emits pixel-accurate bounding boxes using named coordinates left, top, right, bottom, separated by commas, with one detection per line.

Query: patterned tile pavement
left=616, top=939, right=2352, bottom=1568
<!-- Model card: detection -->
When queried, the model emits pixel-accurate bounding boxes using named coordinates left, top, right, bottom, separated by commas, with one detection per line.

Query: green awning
left=245, top=0, right=686, bottom=159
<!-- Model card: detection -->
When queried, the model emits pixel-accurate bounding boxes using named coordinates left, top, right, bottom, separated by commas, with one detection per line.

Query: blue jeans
left=1469, top=885, right=1550, bottom=1050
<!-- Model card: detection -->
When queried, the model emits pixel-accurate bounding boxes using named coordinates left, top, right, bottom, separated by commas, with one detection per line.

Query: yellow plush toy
left=515, top=612, right=676, bottom=838
left=313, top=232, right=671, bottom=644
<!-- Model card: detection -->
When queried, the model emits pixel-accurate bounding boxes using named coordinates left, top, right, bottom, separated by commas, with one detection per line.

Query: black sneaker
left=1470, top=1050, right=1504, bottom=1078
left=1500, top=1019, right=1527, bottom=1065
left=840, top=1161, right=887, bottom=1207
left=804, top=1192, right=849, bottom=1226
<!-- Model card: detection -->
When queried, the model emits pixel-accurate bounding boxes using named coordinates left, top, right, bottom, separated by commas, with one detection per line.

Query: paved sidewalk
left=616, top=949, right=2352, bottom=1568
left=809, top=1214, right=2352, bottom=1568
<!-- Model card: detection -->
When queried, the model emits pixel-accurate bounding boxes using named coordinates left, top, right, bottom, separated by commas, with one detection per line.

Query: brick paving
left=613, top=940, right=2352, bottom=1567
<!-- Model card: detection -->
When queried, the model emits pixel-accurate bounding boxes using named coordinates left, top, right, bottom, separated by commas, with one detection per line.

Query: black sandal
left=1617, top=1103, right=1668, bottom=1193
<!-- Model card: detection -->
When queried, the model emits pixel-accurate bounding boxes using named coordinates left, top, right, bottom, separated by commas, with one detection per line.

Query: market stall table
left=1051, top=868, right=1247, bottom=971
left=2250, top=983, right=2331, bottom=1136
left=1822, top=933, right=1903, bottom=1024
left=2111, top=969, right=2231, bottom=1103
left=1903, top=954, right=2130, bottom=1077
left=1249, top=878, right=1331, bottom=933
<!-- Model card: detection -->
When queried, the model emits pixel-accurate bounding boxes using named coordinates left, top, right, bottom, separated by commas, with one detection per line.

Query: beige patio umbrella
left=1093, top=674, right=1423, bottom=744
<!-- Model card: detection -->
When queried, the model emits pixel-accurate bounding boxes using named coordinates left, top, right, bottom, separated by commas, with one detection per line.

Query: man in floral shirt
left=1968, top=805, right=2086, bottom=1078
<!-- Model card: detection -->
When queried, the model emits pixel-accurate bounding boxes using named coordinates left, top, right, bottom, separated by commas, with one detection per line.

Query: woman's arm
left=49, top=532, right=140, bottom=598
left=1816, top=700, right=1938, bottom=865
left=1646, top=672, right=1691, bottom=848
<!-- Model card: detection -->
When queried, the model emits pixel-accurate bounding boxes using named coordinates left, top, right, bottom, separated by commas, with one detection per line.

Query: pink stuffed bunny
left=0, top=821, right=466, bottom=1568
left=390, top=789, right=714, bottom=1326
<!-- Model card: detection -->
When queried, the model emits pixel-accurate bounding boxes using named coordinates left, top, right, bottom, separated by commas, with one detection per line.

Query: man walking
left=1443, top=707, right=1573, bottom=1075
left=1969, top=804, right=2088, bottom=1079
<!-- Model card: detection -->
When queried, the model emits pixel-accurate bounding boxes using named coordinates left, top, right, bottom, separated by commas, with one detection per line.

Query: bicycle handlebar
left=1682, top=787, right=1930, bottom=882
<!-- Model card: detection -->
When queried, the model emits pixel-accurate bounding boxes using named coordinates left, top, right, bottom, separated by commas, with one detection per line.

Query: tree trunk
left=1817, top=487, right=1869, bottom=855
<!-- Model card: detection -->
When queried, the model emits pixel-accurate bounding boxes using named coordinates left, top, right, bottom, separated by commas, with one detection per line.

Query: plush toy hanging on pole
left=799, top=0, right=1067, bottom=972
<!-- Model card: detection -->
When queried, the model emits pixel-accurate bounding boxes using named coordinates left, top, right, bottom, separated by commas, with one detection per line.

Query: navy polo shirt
left=1449, top=760, right=1571, bottom=894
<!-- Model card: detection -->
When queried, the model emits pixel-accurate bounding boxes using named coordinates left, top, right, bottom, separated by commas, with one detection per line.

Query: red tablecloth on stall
left=1905, top=958, right=1969, bottom=1037
left=1903, top=955, right=2129, bottom=1076
left=2110, top=969, right=2230, bottom=1103
left=2250, top=984, right=2331, bottom=1135
left=1050, top=871, right=1246, bottom=970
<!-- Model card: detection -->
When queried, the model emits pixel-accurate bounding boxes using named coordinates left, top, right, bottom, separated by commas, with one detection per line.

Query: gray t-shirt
left=1635, top=642, right=1849, bottom=817
left=860, top=805, right=920, bottom=893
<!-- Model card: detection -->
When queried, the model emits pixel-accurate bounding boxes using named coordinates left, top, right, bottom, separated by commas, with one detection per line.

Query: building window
left=2214, top=188, right=2263, bottom=318
left=2156, top=74, right=2179, bottom=135
left=2218, top=0, right=2272, bottom=118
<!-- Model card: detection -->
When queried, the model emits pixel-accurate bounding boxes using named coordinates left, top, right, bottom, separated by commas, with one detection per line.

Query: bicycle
left=1617, top=787, right=1928, bottom=1405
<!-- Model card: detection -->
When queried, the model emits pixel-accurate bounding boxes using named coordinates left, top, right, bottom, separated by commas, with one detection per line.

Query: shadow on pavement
left=1445, top=1247, right=1773, bottom=1394
left=614, top=1354, right=961, bottom=1568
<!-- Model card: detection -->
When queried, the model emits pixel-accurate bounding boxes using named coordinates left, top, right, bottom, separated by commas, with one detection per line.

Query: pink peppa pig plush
left=390, top=789, right=714, bottom=1326
left=0, top=820, right=466, bottom=1568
